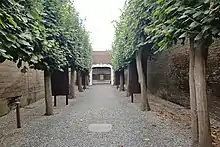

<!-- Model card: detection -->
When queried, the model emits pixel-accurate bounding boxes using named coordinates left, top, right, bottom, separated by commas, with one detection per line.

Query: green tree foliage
left=111, top=0, right=151, bottom=71
left=145, top=0, right=220, bottom=51
left=0, top=0, right=44, bottom=68
left=112, top=0, right=220, bottom=69
left=0, top=0, right=92, bottom=72
left=112, top=0, right=220, bottom=146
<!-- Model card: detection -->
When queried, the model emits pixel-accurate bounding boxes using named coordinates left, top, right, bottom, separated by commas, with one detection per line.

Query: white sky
left=74, top=0, right=126, bottom=51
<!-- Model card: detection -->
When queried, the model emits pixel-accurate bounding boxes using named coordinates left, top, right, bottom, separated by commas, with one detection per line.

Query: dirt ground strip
left=128, top=91, right=220, bottom=147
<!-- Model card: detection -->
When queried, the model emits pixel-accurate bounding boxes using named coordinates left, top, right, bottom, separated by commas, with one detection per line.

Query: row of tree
left=111, top=0, right=220, bottom=147
left=0, top=1, right=92, bottom=115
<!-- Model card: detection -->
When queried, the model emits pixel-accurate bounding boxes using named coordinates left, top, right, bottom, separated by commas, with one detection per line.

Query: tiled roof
left=92, top=51, right=111, bottom=64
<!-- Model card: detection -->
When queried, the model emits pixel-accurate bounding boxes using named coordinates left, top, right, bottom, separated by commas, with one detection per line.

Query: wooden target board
left=81, top=71, right=89, bottom=85
left=128, top=59, right=141, bottom=94
left=51, top=68, right=69, bottom=96
left=114, top=71, right=120, bottom=85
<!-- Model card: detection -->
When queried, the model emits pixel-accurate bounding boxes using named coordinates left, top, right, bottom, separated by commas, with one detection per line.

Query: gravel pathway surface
left=0, top=85, right=191, bottom=147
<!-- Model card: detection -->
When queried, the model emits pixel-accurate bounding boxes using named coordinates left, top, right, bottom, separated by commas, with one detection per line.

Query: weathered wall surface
left=0, top=61, right=44, bottom=116
left=147, top=40, right=220, bottom=110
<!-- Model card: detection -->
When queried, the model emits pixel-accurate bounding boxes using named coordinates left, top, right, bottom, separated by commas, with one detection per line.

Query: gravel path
left=0, top=85, right=191, bottom=147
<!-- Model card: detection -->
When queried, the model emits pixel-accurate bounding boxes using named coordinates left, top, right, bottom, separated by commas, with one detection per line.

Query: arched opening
left=89, top=64, right=114, bottom=85
left=92, top=67, right=111, bottom=84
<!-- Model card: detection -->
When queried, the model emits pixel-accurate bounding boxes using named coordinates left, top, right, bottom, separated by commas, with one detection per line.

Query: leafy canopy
left=112, top=0, right=149, bottom=71
left=111, top=0, right=220, bottom=71
left=0, top=0, right=92, bottom=72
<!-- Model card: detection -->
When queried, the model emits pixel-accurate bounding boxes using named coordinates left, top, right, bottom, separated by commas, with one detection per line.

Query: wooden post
left=66, top=95, right=68, bottom=105
left=131, top=93, right=134, bottom=103
left=15, top=99, right=21, bottom=128
left=54, top=96, right=57, bottom=107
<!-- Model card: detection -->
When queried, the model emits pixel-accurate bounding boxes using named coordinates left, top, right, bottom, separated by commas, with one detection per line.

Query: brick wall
left=147, top=39, right=220, bottom=109
left=0, top=61, right=44, bottom=116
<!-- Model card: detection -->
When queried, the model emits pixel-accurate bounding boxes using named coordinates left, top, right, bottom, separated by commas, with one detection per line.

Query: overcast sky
left=74, top=0, right=125, bottom=51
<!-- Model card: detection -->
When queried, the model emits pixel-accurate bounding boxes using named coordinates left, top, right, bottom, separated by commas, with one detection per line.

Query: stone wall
left=0, top=61, right=44, bottom=116
left=147, top=40, right=220, bottom=108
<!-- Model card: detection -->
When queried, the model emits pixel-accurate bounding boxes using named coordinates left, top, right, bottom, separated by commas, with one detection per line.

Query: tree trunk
left=119, top=70, right=125, bottom=91
left=44, top=70, right=53, bottom=115
left=86, top=75, right=89, bottom=86
left=77, top=71, right=83, bottom=92
left=83, top=75, right=87, bottom=90
left=126, top=67, right=130, bottom=97
left=189, top=38, right=198, bottom=146
left=113, top=73, right=116, bottom=85
left=136, top=49, right=150, bottom=111
left=194, top=40, right=212, bottom=147
left=70, top=67, right=76, bottom=99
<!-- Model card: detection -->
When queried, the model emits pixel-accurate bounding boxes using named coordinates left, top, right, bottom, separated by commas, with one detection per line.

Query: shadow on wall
left=147, top=39, right=220, bottom=119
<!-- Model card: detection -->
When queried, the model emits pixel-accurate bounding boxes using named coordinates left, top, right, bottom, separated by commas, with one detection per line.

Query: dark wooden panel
left=81, top=71, right=89, bottom=85
left=114, top=71, right=120, bottom=85
left=104, top=74, right=111, bottom=80
left=76, top=72, right=79, bottom=85
left=142, top=48, right=149, bottom=86
left=51, top=68, right=69, bottom=96
left=128, top=59, right=141, bottom=94
left=82, top=75, right=86, bottom=85
left=120, top=69, right=125, bottom=84
left=93, top=74, right=100, bottom=80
